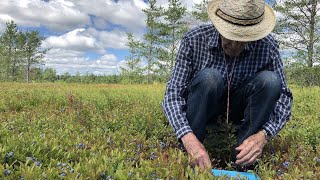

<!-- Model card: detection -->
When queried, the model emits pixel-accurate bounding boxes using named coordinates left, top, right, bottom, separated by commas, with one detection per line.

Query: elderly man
left=161, top=0, right=293, bottom=171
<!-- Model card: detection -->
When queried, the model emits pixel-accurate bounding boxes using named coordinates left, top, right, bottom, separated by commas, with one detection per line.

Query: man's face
left=221, top=36, right=247, bottom=57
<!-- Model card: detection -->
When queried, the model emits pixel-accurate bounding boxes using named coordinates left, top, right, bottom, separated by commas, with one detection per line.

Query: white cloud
left=97, top=54, right=118, bottom=66
left=73, top=0, right=147, bottom=32
left=0, top=0, right=90, bottom=32
left=86, top=28, right=128, bottom=49
left=42, top=28, right=106, bottom=54
left=44, top=48, right=121, bottom=75
left=93, top=17, right=109, bottom=30
left=42, top=27, right=128, bottom=54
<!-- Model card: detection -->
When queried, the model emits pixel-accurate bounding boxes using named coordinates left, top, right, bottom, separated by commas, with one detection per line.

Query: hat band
left=216, top=9, right=264, bottom=26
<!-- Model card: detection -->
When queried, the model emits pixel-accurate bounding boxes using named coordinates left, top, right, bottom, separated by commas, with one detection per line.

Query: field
left=0, top=83, right=319, bottom=179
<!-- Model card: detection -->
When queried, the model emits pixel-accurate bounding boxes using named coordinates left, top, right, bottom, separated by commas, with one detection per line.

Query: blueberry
left=128, top=172, right=132, bottom=176
left=4, top=169, right=11, bottom=176
left=282, top=161, right=289, bottom=168
left=20, top=176, right=24, bottom=180
left=70, top=168, right=74, bottom=173
left=137, top=143, right=142, bottom=149
left=78, top=143, right=85, bottom=149
left=160, top=142, right=166, bottom=149
left=62, top=163, right=67, bottom=167
left=277, top=169, right=284, bottom=176
left=150, top=152, right=157, bottom=160
left=80, top=128, right=84, bottom=132
left=57, top=162, right=61, bottom=166
left=60, top=172, right=67, bottom=176
left=106, top=175, right=112, bottom=180
left=35, top=161, right=42, bottom=167
left=7, top=151, right=14, bottom=158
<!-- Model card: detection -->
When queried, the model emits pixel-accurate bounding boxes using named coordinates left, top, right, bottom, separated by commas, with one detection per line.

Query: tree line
left=0, top=21, right=45, bottom=83
left=0, top=0, right=318, bottom=84
left=121, top=0, right=319, bottom=84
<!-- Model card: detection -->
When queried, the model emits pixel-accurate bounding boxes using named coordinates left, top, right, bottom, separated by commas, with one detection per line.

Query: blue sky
left=0, top=0, right=274, bottom=75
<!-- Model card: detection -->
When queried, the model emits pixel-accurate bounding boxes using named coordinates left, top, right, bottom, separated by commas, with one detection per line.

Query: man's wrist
left=260, top=129, right=271, bottom=141
left=181, top=132, right=197, bottom=145
left=181, top=133, right=205, bottom=153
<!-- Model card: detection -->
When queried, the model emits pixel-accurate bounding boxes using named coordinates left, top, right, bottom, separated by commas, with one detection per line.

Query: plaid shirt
left=162, top=24, right=293, bottom=140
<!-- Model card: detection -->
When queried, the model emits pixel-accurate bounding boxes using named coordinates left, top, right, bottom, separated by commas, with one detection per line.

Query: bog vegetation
left=0, top=83, right=319, bottom=179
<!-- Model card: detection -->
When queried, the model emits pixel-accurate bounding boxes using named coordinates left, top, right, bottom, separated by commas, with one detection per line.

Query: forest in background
left=0, top=0, right=319, bottom=85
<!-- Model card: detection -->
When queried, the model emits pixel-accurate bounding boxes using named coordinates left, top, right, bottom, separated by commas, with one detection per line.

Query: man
left=161, top=0, right=293, bottom=171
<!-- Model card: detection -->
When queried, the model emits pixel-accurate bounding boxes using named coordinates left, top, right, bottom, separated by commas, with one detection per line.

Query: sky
left=0, top=0, right=273, bottom=75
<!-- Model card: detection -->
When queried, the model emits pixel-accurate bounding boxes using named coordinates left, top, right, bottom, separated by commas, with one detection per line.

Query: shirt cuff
left=176, top=125, right=193, bottom=141
left=262, top=123, right=277, bottom=140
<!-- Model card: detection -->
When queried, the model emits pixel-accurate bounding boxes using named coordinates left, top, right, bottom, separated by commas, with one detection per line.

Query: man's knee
left=189, top=68, right=224, bottom=92
left=254, top=71, right=282, bottom=96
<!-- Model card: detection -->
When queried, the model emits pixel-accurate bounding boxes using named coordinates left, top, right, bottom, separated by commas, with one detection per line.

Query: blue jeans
left=186, top=68, right=281, bottom=145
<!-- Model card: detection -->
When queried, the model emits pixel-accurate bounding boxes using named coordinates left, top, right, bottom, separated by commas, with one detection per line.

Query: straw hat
left=207, top=0, right=276, bottom=42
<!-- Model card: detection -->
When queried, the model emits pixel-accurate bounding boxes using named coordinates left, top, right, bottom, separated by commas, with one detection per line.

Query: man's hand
left=181, top=132, right=212, bottom=171
left=235, top=131, right=267, bottom=165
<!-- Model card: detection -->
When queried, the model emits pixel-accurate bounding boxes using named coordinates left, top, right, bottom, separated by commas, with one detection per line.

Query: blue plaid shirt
left=162, top=24, right=293, bottom=140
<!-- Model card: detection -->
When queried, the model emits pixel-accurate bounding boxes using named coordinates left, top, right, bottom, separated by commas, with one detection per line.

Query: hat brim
left=207, top=0, right=276, bottom=42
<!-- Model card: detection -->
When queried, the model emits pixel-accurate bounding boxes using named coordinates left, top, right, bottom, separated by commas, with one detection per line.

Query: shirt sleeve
left=161, top=36, right=194, bottom=140
left=263, top=40, right=293, bottom=138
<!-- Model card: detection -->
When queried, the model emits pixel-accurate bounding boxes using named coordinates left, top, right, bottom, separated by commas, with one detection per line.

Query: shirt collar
left=208, top=29, right=220, bottom=49
left=208, top=28, right=254, bottom=51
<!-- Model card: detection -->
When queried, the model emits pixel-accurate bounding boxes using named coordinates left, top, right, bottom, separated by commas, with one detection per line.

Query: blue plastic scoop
left=212, top=169, right=261, bottom=180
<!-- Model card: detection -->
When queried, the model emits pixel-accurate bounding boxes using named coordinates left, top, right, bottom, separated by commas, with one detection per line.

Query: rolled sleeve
left=161, top=36, right=194, bottom=140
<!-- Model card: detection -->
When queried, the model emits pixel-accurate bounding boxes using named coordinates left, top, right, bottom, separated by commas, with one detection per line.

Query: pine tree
left=24, top=31, right=45, bottom=83
left=0, top=21, right=20, bottom=80
left=274, top=0, right=319, bottom=67
left=192, top=0, right=210, bottom=23
left=159, top=0, right=188, bottom=80
left=141, top=0, right=163, bottom=84
left=121, top=33, right=143, bottom=83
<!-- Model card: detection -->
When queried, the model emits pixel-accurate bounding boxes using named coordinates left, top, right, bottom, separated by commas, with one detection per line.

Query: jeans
left=186, top=68, right=281, bottom=145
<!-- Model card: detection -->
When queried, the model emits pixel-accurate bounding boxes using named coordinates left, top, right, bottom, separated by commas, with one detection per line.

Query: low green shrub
left=286, top=66, right=320, bottom=86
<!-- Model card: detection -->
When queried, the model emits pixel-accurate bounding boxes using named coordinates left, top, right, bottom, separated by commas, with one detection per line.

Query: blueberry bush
left=0, top=83, right=319, bottom=179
